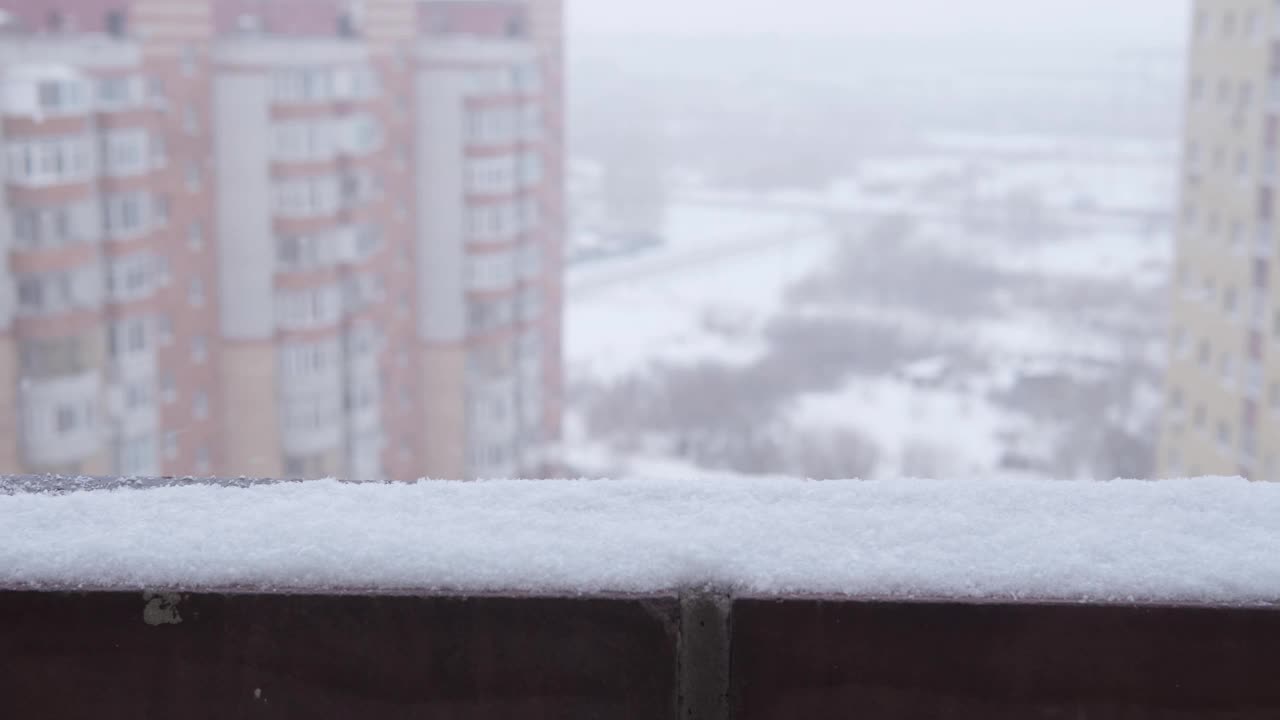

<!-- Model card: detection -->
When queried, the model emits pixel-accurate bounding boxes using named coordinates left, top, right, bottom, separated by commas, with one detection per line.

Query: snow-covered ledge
left=5, top=476, right=1280, bottom=718
left=1, top=476, right=1277, bottom=604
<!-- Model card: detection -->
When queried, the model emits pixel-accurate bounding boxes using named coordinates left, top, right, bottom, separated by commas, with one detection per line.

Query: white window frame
left=6, top=136, right=95, bottom=187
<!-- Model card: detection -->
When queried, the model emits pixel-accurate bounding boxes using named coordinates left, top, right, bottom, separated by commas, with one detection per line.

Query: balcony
left=3, top=475, right=1280, bottom=716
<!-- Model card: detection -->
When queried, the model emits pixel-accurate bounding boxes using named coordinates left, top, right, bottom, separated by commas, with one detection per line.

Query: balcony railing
left=4, top=476, right=1280, bottom=717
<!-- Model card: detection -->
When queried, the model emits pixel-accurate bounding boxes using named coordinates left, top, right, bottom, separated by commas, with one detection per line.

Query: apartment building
left=1160, top=0, right=1277, bottom=479
left=0, top=0, right=562, bottom=480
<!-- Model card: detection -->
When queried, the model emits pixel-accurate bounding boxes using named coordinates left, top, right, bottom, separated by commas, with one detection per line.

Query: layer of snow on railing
left=1, top=477, right=1278, bottom=602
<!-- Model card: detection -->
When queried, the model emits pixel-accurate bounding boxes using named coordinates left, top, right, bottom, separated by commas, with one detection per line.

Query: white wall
left=214, top=71, right=274, bottom=340
left=414, top=67, right=468, bottom=343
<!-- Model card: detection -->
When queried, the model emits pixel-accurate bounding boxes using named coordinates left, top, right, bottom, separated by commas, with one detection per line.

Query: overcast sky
left=569, top=0, right=1189, bottom=43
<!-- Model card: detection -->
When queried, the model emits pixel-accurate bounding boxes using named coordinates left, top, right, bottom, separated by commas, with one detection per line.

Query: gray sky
left=570, top=0, right=1189, bottom=43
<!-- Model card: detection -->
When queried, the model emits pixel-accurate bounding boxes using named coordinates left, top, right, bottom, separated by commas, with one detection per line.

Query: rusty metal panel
left=730, top=598, right=1280, bottom=719
left=0, top=591, right=680, bottom=719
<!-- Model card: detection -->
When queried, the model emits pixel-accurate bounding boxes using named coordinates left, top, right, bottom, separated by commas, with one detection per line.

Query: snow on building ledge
left=1, top=475, right=1278, bottom=604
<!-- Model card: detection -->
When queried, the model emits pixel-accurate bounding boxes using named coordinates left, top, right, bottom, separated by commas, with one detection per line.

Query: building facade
left=1160, top=0, right=1276, bottom=479
left=0, top=0, right=562, bottom=480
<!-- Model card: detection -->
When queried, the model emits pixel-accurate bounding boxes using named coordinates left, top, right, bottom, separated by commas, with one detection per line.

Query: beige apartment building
left=0, top=0, right=564, bottom=480
left=1161, top=0, right=1279, bottom=478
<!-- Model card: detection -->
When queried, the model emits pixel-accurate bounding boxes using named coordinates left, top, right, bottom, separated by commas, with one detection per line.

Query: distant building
left=0, top=0, right=564, bottom=479
left=1159, top=0, right=1273, bottom=479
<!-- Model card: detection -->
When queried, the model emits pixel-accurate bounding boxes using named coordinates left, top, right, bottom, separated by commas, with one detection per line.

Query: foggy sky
left=570, top=0, right=1190, bottom=43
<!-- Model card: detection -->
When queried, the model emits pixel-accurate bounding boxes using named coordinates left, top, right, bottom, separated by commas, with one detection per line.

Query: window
left=189, top=277, right=205, bottom=307
left=1197, top=338, right=1211, bottom=368
left=276, top=285, right=343, bottom=330
left=342, top=272, right=383, bottom=313
left=1217, top=420, right=1233, bottom=450
left=35, top=79, right=88, bottom=115
left=123, top=380, right=153, bottom=411
left=344, top=114, right=382, bottom=155
left=158, top=314, right=173, bottom=345
left=1229, top=221, right=1244, bottom=251
left=107, top=252, right=159, bottom=303
left=468, top=108, right=517, bottom=145
left=98, top=76, right=139, bottom=110
left=161, top=371, right=176, bottom=403
left=193, top=391, right=209, bottom=420
left=282, top=395, right=342, bottom=433
left=185, top=162, right=202, bottom=191
left=273, top=176, right=341, bottom=218
left=181, top=46, right=198, bottom=76
left=148, top=77, right=166, bottom=105
left=1238, top=83, right=1254, bottom=112
left=520, top=285, right=543, bottom=322
left=11, top=200, right=99, bottom=250
left=55, top=404, right=83, bottom=433
left=106, top=10, right=127, bottom=37
left=16, top=268, right=100, bottom=316
left=272, top=68, right=334, bottom=104
left=521, top=151, right=544, bottom=186
left=183, top=105, right=199, bottom=135
left=164, top=431, right=179, bottom=460
left=345, top=67, right=380, bottom=100
left=188, top=222, right=204, bottom=250
left=520, top=241, right=543, bottom=278
left=468, top=156, right=518, bottom=195
left=467, top=298, right=515, bottom=333
left=117, top=435, right=157, bottom=478
left=154, top=195, right=169, bottom=225
left=515, top=63, right=541, bottom=93
left=1190, top=76, right=1204, bottom=105
left=6, top=136, right=95, bottom=186
left=277, top=232, right=344, bottom=271
left=103, top=192, right=158, bottom=239
left=523, top=104, right=542, bottom=140
left=108, top=316, right=151, bottom=358
left=355, top=224, right=382, bottom=259
left=347, top=375, right=379, bottom=412
left=281, top=339, right=340, bottom=378
left=468, top=203, right=519, bottom=241
left=341, top=169, right=380, bottom=207
left=1206, top=211, right=1221, bottom=239
left=272, top=119, right=336, bottom=162
left=469, top=250, right=517, bottom=291
left=195, top=447, right=211, bottom=475
left=192, top=336, right=207, bottom=364
left=20, top=335, right=92, bottom=378
left=1220, top=353, right=1235, bottom=385
left=1224, top=287, right=1239, bottom=318
left=1193, top=403, right=1207, bottom=429
left=521, top=196, right=541, bottom=231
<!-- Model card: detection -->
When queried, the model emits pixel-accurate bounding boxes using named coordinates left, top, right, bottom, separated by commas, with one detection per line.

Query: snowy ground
left=567, top=205, right=829, bottom=382
left=565, top=134, right=1174, bottom=481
